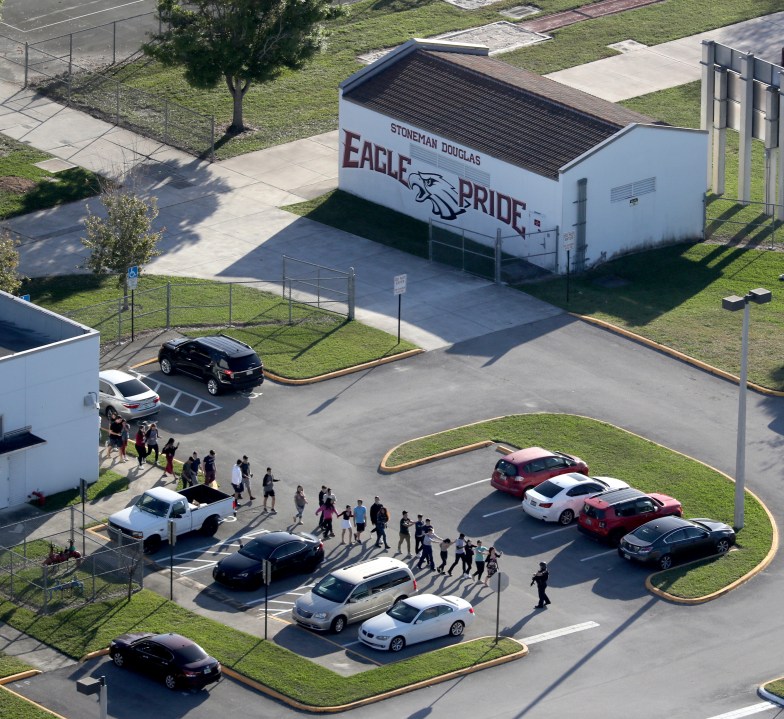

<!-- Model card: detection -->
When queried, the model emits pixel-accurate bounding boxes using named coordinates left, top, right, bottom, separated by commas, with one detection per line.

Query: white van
left=292, top=557, right=416, bottom=633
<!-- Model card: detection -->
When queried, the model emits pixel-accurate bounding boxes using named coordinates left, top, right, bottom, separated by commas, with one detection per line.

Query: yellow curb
left=265, top=349, right=424, bottom=385
left=0, top=669, right=41, bottom=684
left=574, top=315, right=784, bottom=397
left=222, top=637, right=527, bottom=713
left=80, top=648, right=110, bottom=662
left=129, top=357, right=158, bottom=369
left=0, top=684, right=69, bottom=719
left=380, top=440, right=493, bottom=473
left=496, top=445, right=516, bottom=455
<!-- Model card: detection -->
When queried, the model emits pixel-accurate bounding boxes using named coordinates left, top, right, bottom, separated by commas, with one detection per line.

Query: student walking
left=473, top=540, right=488, bottom=582
left=417, top=525, right=441, bottom=571
left=436, top=537, right=452, bottom=573
left=180, top=455, right=196, bottom=488
left=483, top=547, right=502, bottom=587
left=262, top=468, right=279, bottom=513
left=375, top=504, right=390, bottom=550
left=293, top=486, right=307, bottom=525
left=119, top=422, right=130, bottom=461
left=190, top=452, right=202, bottom=481
left=339, top=505, right=354, bottom=544
left=203, top=450, right=217, bottom=487
left=161, top=438, right=178, bottom=477
left=107, top=414, right=124, bottom=458
left=240, top=456, right=254, bottom=500
left=353, top=499, right=367, bottom=543
left=462, top=539, right=475, bottom=578
left=316, top=499, right=337, bottom=539
left=397, top=511, right=413, bottom=557
left=447, top=534, right=467, bottom=576
left=231, top=459, right=244, bottom=501
left=317, top=486, right=328, bottom=529
left=369, top=496, right=382, bottom=536
left=134, top=423, right=148, bottom=467
left=414, top=514, right=426, bottom=556
left=145, top=423, right=160, bottom=465
left=532, top=562, right=551, bottom=609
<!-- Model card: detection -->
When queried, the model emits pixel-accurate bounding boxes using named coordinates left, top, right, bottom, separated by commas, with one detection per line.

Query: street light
left=721, top=287, right=772, bottom=530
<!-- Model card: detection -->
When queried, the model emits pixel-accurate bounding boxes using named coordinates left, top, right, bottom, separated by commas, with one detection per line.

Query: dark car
left=158, top=335, right=263, bottom=396
left=109, top=632, right=221, bottom=690
left=618, top=516, right=736, bottom=570
left=490, top=447, right=588, bottom=499
left=212, top=531, right=324, bottom=589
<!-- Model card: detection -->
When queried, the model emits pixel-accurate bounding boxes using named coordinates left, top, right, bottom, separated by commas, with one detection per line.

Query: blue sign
left=20, top=294, right=30, bottom=301
left=127, top=266, right=139, bottom=279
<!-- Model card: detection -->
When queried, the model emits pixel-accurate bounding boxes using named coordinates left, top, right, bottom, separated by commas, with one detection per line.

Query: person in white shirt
left=231, top=459, right=244, bottom=501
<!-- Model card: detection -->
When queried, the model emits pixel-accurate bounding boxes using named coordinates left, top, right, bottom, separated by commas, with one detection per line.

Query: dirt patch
left=0, top=176, right=38, bottom=194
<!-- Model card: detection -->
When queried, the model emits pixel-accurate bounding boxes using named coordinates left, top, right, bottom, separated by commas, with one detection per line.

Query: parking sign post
left=168, top=520, right=176, bottom=600
left=491, top=571, right=509, bottom=643
left=394, top=274, right=407, bottom=344
left=127, top=266, right=139, bottom=341
left=263, top=560, right=272, bottom=640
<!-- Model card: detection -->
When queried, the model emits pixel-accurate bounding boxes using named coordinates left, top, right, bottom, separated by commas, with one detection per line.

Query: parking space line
left=520, top=621, right=599, bottom=645
left=130, top=370, right=221, bottom=417
left=435, top=478, right=492, bottom=496
left=530, top=525, right=578, bottom=540
left=482, top=506, right=521, bottom=518
left=580, top=549, right=617, bottom=562
left=705, top=703, right=777, bottom=719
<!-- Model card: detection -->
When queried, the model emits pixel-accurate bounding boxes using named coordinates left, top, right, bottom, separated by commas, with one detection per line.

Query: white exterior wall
left=559, top=124, right=708, bottom=273
left=0, top=303, right=99, bottom=509
left=339, top=98, right=560, bottom=253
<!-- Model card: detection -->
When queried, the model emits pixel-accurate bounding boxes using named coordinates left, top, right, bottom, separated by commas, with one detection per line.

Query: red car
left=490, top=447, right=588, bottom=499
left=578, top=487, right=683, bottom=545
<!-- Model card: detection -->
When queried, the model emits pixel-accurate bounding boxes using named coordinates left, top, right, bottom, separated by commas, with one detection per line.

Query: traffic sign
left=20, top=294, right=30, bottom=301
left=563, top=231, right=576, bottom=252
left=394, top=274, right=407, bottom=296
left=127, top=265, right=139, bottom=290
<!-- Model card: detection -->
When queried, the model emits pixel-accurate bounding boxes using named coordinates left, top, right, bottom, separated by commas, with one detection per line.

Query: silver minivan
left=293, top=557, right=416, bottom=633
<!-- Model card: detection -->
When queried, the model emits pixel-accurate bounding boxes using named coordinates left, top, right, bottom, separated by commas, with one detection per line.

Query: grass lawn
left=0, top=652, right=34, bottom=679
left=21, top=274, right=418, bottom=379
left=0, top=654, right=54, bottom=719
left=0, top=590, right=521, bottom=707
left=764, top=679, right=784, bottom=700
left=93, top=0, right=777, bottom=159
left=0, top=136, right=101, bottom=220
left=384, top=414, right=773, bottom=599
left=34, top=466, right=129, bottom=513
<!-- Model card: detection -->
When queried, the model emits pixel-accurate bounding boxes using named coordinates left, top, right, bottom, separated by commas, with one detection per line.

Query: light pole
left=721, top=287, right=772, bottom=530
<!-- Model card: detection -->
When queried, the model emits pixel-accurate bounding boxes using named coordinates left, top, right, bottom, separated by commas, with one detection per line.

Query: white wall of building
left=558, top=125, right=709, bottom=273
left=339, top=99, right=560, bottom=249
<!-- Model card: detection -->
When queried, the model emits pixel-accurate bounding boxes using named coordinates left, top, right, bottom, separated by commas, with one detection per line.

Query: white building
left=0, top=291, right=100, bottom=509
left=338, top=39, right=708, bottom=275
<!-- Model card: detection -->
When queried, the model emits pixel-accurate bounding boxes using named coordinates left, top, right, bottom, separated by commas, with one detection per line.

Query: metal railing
left=705, top=197, right=783, bottom=247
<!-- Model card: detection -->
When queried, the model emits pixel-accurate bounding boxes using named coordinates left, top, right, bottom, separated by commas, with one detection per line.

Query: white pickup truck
left=108, top=485, right=236, bottom=553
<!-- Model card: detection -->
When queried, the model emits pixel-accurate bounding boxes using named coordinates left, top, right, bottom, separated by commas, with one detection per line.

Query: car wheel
left=331, top=615, right=347, bottom=634
left=389, top=636, right=406, bottom=653
left=104, top=406, right=118, bottom=419
left=558, top=509, right=574, bottom=525
left=716, top=539, right=731, bottom=554
left=160, top=358, right=174, bottom=375
left=111, top=651, right=124, bottom=668
left=164, top=674, right=177, bottom=690
left=658, top=554, right=673, bottom=570
left=143, top=535, right=162, bottom=554
left=206, top=378, right=221, bottom=396
left=200, top=516, right=219, bottom=536
left=449, top=621, right=465, bottom=637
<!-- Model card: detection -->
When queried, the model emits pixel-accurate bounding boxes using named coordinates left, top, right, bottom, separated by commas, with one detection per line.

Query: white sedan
left=358, top=594, right=475, bottom=652
left=522, top=473, right=629, bottom=525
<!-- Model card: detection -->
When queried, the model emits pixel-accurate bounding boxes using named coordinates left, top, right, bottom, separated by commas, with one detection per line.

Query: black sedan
left=109, top=632, right=221, bottom=690
left=212, top=531, right=324, bottom=589
left=618, top=516, right=736, bottom=570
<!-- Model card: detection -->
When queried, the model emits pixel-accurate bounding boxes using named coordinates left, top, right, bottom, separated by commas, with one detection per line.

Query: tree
left=145, top=0, right=339, bottom=133
left=0, top=230, right=25, bottom=295
left=80, top=189, right=164, bottom=301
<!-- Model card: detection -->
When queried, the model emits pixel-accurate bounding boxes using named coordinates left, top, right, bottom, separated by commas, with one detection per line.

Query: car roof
left=333, top=557, right=409, bottom=581
left=500, top=447, right=552, bottom=464
left=541, top=472, right=591, bottom=489
left=586, top=487, right=645, bottom=508
left=99, top=369, right=137, bottom=384
left=192, top=335, right=255, bottom=356
left=149, top=633, right=197, bottom=650
left=248, top=531, right=307, bottom=548
left=633, top=515, right=690, bottom=535
left=403, top=593, right=459, bottom=609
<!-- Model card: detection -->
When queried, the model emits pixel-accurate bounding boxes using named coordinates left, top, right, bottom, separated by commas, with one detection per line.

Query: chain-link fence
left=61, top=263, right=356, bottom=345
left=428, top=220, right=558, bottom=283
left=705, top=197, right=783, bottom=247
left=0, top=507, right=143, bottom=614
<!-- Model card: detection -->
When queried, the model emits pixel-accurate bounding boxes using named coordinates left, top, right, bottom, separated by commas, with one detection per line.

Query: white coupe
left=358, top=594, right=475, bottom=652
left=522, top=473, right=629, bottom=525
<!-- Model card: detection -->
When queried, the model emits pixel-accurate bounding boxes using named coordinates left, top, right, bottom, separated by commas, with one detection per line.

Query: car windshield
left=533, top=480, right=562, bottom=499
left=136, top=494, right=169, bottom=517
left=239, top=539, right=275, bottom=561
left=312, top=576, right=353, bottom=603
left=630, top=525, right=664, bottom=541
left=171, top=643, right=207, bottom=663
left=495, top=459, right=517, bottom=478
left=227, top=353, right=261, bottom=371
left=387, top=601, right=419, bottom=623
left=114, top=378, right=152, bottom=397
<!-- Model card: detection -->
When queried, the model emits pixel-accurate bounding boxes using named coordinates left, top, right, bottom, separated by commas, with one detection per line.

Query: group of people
left=310, top=492, right=394, bottom=547
left=230, top=458, right=279, bottom=512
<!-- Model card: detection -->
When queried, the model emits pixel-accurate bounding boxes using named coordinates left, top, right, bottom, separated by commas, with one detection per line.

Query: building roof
left=341, top=43, right=657, bottom=180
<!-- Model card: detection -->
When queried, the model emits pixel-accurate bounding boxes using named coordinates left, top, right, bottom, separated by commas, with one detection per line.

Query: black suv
left=158, top=335, right=264, bottom=395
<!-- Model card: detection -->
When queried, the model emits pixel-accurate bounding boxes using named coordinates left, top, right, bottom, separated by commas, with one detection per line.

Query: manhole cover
left=607, top=39, right=648, bottom=53
left=500, top=4, right=540, bottom=19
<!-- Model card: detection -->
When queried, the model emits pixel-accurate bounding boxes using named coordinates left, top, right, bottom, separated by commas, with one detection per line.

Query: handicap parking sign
left=127, top=265, right=139, bottom=290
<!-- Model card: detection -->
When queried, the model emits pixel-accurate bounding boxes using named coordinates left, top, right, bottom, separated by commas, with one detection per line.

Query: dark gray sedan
left=618, top=516, right=735, bottom=570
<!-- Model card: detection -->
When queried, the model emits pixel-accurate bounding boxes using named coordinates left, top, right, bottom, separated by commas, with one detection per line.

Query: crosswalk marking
left=520, top=621, right=599, bottom=645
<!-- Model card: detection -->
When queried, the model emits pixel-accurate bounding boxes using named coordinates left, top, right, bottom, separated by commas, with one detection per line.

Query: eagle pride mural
left=340, top=124, right=538, bottom=239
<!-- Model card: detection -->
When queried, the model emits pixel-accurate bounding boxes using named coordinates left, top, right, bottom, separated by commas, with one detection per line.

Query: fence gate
left=282, top=256, right=355, bottom=320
